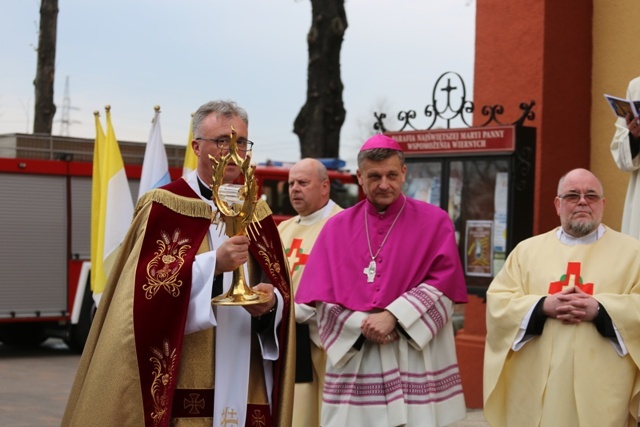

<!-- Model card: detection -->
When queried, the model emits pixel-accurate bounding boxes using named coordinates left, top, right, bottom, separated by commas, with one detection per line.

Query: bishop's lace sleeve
left=385, top=283, right=453, bottom=351
left=317, top=302, right=368, bottom=369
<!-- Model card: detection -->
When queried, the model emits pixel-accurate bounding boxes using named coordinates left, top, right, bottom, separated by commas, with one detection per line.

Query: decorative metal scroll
left=373, top=71, right=536, bottom=132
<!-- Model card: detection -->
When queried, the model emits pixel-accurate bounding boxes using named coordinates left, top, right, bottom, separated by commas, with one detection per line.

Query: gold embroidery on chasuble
left=251, top=198, right=290, bottom=296
left=253, top=239, right=289, bottom=301
left=250, top=408, right=267, bottom=427
left=150, top=339, right=178, bottom=425
left=143, top=229, right=192, bottom=299
left=184, top=393, right=206, bottom=414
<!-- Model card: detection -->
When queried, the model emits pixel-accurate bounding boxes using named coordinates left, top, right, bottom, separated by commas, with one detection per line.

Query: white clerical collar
left=556, top=224, right=606, bottom=245
left=296, top=200, right=336, bottom=225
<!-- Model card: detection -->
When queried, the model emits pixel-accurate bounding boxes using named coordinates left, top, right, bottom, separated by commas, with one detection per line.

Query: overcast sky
left=1, top=0, right=475, bottom=170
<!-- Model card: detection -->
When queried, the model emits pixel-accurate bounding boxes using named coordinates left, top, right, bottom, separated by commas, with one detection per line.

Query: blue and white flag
left=138, top=106, right=170, bottom=200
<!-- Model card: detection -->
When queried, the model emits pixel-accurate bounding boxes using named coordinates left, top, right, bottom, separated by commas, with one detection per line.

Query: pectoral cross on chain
left=363, top=259, right=376, bottom=283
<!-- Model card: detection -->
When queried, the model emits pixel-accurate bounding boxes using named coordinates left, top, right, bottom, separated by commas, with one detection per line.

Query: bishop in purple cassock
left=295, top=134, right=469, bottom=427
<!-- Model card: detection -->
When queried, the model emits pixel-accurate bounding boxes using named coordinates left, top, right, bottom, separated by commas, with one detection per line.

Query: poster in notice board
left=465, top=220, right=493, bottom=277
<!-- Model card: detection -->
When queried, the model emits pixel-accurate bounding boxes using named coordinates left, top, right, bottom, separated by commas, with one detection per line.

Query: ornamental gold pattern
left=183, top=393, right=205, bottom=415
left=257, top=249, right=289, bottom=300
left=149, top=339, right=177, bottom=426
left=143, top=230, right=191, bottom=299
left=251, top=408, right=267, bottom=427
left=253, top=237, right=289, bottom=297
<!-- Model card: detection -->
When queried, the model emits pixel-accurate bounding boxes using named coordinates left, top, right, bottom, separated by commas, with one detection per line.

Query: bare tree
left=294, top=0, right=347, bottom=158
left=33, top=0, right=58, bottom=134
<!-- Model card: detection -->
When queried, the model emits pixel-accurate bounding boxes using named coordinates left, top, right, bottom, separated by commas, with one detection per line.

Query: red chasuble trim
left=248, top=214, right=292, bottom=423
left=246, top=403, right=273, bottom=427
left=133, top=179, right=211, bottom=427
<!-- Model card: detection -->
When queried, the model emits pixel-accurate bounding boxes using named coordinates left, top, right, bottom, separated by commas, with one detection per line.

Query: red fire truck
left=0, top=133, right=360, bottom=352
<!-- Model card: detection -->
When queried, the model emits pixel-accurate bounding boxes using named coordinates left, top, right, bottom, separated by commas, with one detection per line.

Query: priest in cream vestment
left=484, top=168, right=640, bottom=427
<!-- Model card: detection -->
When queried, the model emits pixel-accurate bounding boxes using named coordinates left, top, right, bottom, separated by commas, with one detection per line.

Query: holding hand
left=214, top=235, right=250, bottom=276
left=625, top=113, right=640, bottom=139
left=361, top=310, right=398, bottom=344
left=243, top=283, right=277, bottom=317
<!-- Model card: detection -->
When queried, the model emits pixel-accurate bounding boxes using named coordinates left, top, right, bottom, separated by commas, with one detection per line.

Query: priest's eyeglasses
left=557, top=192, right=603, bottom=204
left=195, top=137, right=254, bottom=152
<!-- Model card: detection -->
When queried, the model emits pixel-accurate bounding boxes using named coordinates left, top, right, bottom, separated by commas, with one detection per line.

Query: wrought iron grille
left=373, top=71, right=535, bottom=132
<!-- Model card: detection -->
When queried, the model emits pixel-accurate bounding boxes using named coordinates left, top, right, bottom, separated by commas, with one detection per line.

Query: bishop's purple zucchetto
left=359, top=134, right=402, bottom=152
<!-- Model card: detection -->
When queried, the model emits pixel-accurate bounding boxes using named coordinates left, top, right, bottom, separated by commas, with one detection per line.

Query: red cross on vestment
left=548, top=261, right=594, bottom=295
left=285, top=238, right=308, bottom=272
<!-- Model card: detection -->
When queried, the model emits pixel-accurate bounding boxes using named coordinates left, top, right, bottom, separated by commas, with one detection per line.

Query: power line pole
left=58, top=75, right=80, bottom=136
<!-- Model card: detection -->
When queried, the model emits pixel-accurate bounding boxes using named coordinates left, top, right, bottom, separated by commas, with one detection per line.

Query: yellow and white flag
left=138, top=106, right=170, bottom=200
left=90, top=112, right=105, bottom=300
left=182, top=113, right=197, bottom=176
left=90, top=106, right=134, bottom=300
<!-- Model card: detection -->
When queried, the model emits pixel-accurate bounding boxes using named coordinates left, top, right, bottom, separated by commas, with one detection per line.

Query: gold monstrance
left=209, top=128, right=269, bottom=306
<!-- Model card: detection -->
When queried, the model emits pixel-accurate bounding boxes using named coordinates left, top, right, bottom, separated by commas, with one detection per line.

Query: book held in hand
left=604, top=94, right=640, bottom=118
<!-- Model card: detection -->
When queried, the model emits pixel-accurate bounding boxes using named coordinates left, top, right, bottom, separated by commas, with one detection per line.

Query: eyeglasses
left=195, top=137, right=254, bottom=152
left=557, top=192, right=603, bottom=204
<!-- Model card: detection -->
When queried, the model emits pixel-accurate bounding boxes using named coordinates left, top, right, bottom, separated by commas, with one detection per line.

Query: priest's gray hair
left=192, top=100, right=249, bottom=137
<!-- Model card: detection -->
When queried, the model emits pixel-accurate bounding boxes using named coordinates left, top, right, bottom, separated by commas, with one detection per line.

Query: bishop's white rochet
left=363, top=195, right=407, bottom=283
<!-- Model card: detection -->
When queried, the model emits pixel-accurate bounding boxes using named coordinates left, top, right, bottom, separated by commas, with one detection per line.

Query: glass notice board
left=398, top=125, right=536, bottom=293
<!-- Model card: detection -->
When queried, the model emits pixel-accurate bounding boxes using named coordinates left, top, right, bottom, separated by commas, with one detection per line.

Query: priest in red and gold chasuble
left=63, top=100, right=294, bottom=427
left=63, top=177, right=294, bottom=427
